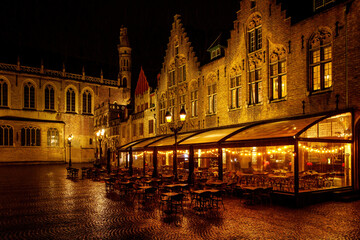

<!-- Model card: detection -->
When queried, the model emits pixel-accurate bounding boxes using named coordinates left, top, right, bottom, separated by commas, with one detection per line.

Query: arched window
left=24, top=82, right=35, bottom=109
left=21, top=126, right=40, bottom=146
left=0, top=125, right=13, bottom=146
left=47, top=128, right=59, bottom=147
left=123, top=78, right=127, bottom=88
left=309, top=28, right=332, bottom=92
left=0, top=79, right=8, bottom=107
left=66, top=88, right=76, bottom=112
left=44, top=85, right=55, bottom=110
left=82, top=89, right=92, bottom=114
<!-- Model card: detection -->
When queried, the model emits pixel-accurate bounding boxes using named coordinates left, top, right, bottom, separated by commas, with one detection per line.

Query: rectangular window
left=248, top=26, right=262, bottom=53
left=249, top=69, right=262, bottom=105
left=179, top=65, right=186, bottom=83
left=191, top=90, right=198, bottom=117
left=139, top=123, right=144, bottom=136
left=149, top=120, right=154, bottom=134
left=208, top=84, right=217, bottom=114
left=270, top=60, right=287, bottom=100
left=21, top=127, right=40, bottom=146
left=169, top=70, right=175, bottom=87
left=230, top=75, right=241, bottom=109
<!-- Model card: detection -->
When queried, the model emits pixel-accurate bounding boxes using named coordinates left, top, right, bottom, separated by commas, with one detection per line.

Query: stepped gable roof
left=135, top=67, right=149, bottom=96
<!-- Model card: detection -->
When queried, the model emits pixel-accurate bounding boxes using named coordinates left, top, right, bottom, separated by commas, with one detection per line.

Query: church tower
left=118, top=26, right=131, bottom=92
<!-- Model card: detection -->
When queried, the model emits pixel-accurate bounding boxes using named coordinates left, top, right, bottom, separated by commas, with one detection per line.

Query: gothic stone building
left=0, top=27, right=131, bottom=164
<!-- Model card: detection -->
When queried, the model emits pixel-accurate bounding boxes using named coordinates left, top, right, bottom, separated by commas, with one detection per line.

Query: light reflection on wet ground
left=0, top=164, right=359, bottom=239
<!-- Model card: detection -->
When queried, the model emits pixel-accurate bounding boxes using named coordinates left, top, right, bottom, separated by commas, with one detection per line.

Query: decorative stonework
left=248, top=51, right=265, bottom=69
left=177, top=56, right=187, bottom=66
left=230, top=63, right=242, bottom=77
left=309, top=27, right=332, bottom=48
left=247, top=12, right=262, bottom=29
left=190, top=79, right=198, bottom=89
left=206, top=72, right=217, bottom=83
left=270, top=45, right=287, bottom=63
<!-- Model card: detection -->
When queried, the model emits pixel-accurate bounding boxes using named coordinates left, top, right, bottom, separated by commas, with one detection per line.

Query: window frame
left=309, top=43, right=332, bottom=92
left=207, top=84, right=217, bottom=114
left=270, top=60, right=287, bottom=100
left=44, top=84, right=55, bottom=111
left=230, top=75, right=241, bottom=109
left=248, top=68, right=262, bottom=105
left=24, top=82, right=36, bottom=109
left=0, top=125, right=13, bottom=146
left=82, top=89, right=92, bottom=114
left=66, top=87, right=76, bottom=113
left=191, top=90, right=198, bottom=117
left=47, top=128, right=59, bottom=147
left=21, top=126, right=40, bottom=146
left=0, top=79, right=8, bottom=107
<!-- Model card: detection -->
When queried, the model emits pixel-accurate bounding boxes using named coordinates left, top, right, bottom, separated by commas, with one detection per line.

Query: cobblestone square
left=0, top=164, right=359, bottom=240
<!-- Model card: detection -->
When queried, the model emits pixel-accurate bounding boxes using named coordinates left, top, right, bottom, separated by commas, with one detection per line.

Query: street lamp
left=165, top=107, right=186, bottom=181
left=68, top=134, right=73, bottom=168
left=96, top=129, right=105, bottom=166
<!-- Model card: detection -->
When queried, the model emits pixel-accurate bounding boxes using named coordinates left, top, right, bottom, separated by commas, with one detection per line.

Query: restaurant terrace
left=117, top=110, right=353, bottom=205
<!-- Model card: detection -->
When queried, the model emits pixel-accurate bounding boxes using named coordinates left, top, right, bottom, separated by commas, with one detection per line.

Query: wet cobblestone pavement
left=0, top=164, right=359, bottom=240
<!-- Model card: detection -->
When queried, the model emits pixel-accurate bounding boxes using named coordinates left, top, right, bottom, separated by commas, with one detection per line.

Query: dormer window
left=210, top=47, right=221, bottom=60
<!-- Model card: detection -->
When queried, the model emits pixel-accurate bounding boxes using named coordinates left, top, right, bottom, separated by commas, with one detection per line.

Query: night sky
left=0, top=0, right=242, bottom=90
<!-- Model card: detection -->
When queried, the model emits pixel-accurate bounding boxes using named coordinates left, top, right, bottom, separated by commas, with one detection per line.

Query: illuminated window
left=82, top=90, right=92, bottom=114
left=24, top=82, right=35, bottom=109
left=249, top=68, right=262, bottom=105
left=309, top=29, right=332, bottom=92
left=47, top=128, right=59, bottom=147
left=0, top=125, right=13, bottom=146
left=66, top=88, right=76, bottom=112
left=230, top=75, right=241, bottom=109
left=44, top=85, right=55, bottom=110
left=0, top=79, right=8, bottom=107
left=208, top=84, right=217, bottom=114
left=270, top=60, right=287, bottom=100
left=21, top=126, right=40, bottom=146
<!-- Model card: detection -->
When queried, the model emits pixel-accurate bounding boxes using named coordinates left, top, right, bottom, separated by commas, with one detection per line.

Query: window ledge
left=270, top=98, right=287, bottom=103
left=190, top=116, right=198, bottom=120
left=229, top=107, right=241, bottom=112
left=44, top=109, right=56, bottom=113
left=308, top=88, right=332, bottom=96
left=0, top=106, right=10, bottom=109
left=22, top=108, right=37, bottom=111
left=82, top=113, right=94, bottom=116
left=66, top=111, right=77, bottom=115
left=206, top=113, right=217, bottom=117
left=247, top=103, right=263, bottom=108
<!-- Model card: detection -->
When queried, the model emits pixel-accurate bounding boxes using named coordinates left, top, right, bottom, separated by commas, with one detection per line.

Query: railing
left=0, top=62, right=118, bottom=86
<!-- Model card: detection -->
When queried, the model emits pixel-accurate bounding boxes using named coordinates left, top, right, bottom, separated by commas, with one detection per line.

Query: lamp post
left=165, top=107, right=186, bottom=182
left=96, top=129, right=105, bottom=166
left=68, top=134, right=73, bottom=168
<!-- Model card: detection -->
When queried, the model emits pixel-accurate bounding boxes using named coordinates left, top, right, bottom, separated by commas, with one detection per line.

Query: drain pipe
left=345, top=3, right=350, bottom=108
